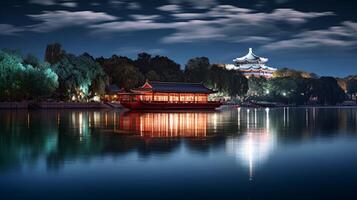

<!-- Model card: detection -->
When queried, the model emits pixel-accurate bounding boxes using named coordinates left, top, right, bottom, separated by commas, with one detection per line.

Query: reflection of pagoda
left=226, top=108, right=276, bottom=181
left=225, top=48, right=277, bottom=78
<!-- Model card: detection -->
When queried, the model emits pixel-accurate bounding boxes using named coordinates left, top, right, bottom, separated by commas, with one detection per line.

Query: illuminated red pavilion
left=118, top=80, right=222, bottom=110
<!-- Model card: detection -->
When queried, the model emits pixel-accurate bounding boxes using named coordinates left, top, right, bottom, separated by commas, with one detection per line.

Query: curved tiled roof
left=233, top=48, right=268, bottom=64
left=133, top=81, right=215, bottom=94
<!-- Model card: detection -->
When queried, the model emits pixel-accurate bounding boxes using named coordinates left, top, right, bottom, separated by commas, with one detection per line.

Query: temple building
left=118, top=80, right=222, bottom=110
left=224, top=48, right=277, bottom=78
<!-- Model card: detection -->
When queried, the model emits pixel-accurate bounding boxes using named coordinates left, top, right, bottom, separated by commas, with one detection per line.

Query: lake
left=1, top=107, right=357, bottom=199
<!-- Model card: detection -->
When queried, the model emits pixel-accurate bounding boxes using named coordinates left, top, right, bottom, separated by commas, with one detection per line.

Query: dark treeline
left=44, top=43, right=248, bottom=101
left=247, top=74, right=347, bottom=105
left=0, top=43, right=356, bottom=105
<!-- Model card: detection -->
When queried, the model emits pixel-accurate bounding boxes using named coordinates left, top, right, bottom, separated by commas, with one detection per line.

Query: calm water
left=1, top=107, right=357, bottom=199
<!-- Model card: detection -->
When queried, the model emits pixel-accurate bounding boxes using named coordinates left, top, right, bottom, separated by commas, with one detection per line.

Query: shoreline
left=0, top=102, right=122, bottom=109
left=1, top=102, right=357, bottom=110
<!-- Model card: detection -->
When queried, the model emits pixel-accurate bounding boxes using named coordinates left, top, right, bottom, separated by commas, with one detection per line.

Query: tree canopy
left=0, top=50, right=58, bottom=101
left=52, top=52, right=108, bottom=101
left=0, top=44, right=352, bottom=106
left=184, top=57, right=211, bottom=83
left=209, top=64, right=248, bottom=98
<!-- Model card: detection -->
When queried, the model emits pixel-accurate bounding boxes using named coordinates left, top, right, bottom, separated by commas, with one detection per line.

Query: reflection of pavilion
left=119, top=112, right=211, bottom=138
left=226, top=108, right=276, bottom=181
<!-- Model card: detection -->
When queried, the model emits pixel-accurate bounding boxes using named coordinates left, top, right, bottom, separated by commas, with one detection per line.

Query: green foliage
left=273, top=67, right=318, bottom=79
left=97, top=55, right=143, bottom=91
left=53, top=53, right=108, bottom=101
left=0, top=50, right=58, bottom=101
left=265, top=77, right=298, bottom=97
left=208, top=65, right=248, bottom=98
left=145, top=70, right=160, bottom=81
left=347, top=79, right=357, bottom=96
left=184, top=57, right=210, bottom=83
left=115, top=64, right=144, bottom=90
left=0, top=44, right=349, bottom=106
left=306, top=77, right=346, bottom=105
left=135, top=53, right=184, bottom=82
left=228, top=72, right=248, bottom=97
left=247, top=77, right=267, bottom=97
left=44, top=43, right=65, bottom=65
left=252, top=76, right=345, bottom=105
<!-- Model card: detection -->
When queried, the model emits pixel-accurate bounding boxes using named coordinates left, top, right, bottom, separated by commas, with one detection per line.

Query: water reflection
left=1, top=108, right=357, bottom=174
left=227, top=108, right=276, bottom=180
left=3, top=108, right=357, bottom=199
left=119, top=112, right=210, bottom=138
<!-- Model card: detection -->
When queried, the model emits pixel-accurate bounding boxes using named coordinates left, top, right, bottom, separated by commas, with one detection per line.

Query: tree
left=132, top=53, right=184, bottom=82
left=208, top=64, right=248, bottom=98
left=145, top=70, right=160, bottom=81
left=247, top=76, right=267, bottom=97
left=44, top=43, right=65, bottom=65
left=22, top=67, right=59, bottom=99
left=0, top=50, right=58, bottom=101
left=273, top=67, right=317, bottom=79
left=305, top=77, right=346, bottom=105
left=53, top=52, right=108, bottom=101
left=347, top=79, right=357, bottom=101
left=151, top=56, right=184, bottom=81
left=97, top=55, right=143, bottom=90
left=134, top=52, right=152, bottom=73
left=264, top=77, right=298, bottom=104
left=228, top=72, right=248, bottom=97
left=184, top=57, right=210, bottom=83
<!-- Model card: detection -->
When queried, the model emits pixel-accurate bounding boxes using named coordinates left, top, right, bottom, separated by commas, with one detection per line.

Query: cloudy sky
left=0, top=0, right=356, bottom=77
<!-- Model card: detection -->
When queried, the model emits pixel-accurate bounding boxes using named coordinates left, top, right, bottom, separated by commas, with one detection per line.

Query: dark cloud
left=262, top=21, right=357, bottom=50
left=27, top=10, right=118, bottom=32
left=29, top=0, right=78, bottom=7
left=91, top=5, right=334, bottom=46
left=0, top=24, right=24, bottom=35
left=0, top=0, right=356, bottom=76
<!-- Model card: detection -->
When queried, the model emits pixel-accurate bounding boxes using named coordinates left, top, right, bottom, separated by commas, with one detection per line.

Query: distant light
left=265, top=90, right=270, bottom=94
left=93, top=96, right=100, bottom=102
left=282, top=92, right=287, bottom=96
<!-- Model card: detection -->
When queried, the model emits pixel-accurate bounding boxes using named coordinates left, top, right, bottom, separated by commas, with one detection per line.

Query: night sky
left=0, top=0, right=356, bottom=77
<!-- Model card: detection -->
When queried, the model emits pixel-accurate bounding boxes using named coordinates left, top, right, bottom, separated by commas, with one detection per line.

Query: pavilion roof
left=132, top=81, right=215, bottom=94
left=233, top=48, right=268, bottom=64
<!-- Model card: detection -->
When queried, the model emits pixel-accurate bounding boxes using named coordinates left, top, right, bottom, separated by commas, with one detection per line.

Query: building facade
left=118, top=80, right=222, bottom=110
left=225, top=48, right=277, bottom=78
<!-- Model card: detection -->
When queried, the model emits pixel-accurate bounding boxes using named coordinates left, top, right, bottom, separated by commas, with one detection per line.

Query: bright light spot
left=93, top=95, right=100, bottom=102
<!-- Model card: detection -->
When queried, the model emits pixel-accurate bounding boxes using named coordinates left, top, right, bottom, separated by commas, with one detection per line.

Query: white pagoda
left=225, top=48, right=277, bottom=78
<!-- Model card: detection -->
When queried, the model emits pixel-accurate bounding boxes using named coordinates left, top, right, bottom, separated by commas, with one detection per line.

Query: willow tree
left=208, top=64, right=248, bottom=98
left=96, top=55, right=144, bottom=90
left=53, top=53, right=108, bottom=101
left=0, top=50, right=58, bottom=101
left=306, top=77, right=346, bottom=105
left=184, top=57, right=210, bottom=83
left=136, top=53, right=184, bottom=82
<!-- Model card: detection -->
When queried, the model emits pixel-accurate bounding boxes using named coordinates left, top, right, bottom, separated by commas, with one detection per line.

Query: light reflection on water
left=1, top=107, right=357, bottom=199
left=226, top=107, right=276, bottom=181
